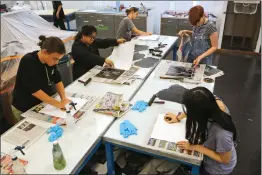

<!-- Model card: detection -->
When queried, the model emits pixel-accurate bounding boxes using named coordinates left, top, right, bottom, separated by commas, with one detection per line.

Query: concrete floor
left=213, top=51, right=261, bottom=175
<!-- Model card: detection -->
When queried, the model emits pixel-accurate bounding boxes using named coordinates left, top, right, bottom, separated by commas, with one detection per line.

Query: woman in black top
left=52, top=1, right=66, bottom=30
left=71, top=25, right=126, bottom=80
left=12, top=36, right=70, bottom=122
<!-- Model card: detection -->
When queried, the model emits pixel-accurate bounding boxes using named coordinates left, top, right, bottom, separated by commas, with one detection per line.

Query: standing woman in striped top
left=116, top=7, right=152, bottom=41
left=178, top=5, right=218, bottom=67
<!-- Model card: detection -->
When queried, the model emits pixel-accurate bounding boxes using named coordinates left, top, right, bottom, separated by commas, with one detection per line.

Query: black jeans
left=53, top=16, right=66, bottom=30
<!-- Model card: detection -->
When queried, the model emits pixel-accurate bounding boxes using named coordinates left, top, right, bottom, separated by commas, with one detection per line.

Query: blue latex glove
left=48, top=132, right=58, bottom=142
left=120, top=122, right=126, bottom=135
left=125, top=120, right=137, bottom=135
left=120, top=120, right=138, bottom=138
left=47, top=124, right=64, bottom=142
left=131, top=100, right=148, bottom=112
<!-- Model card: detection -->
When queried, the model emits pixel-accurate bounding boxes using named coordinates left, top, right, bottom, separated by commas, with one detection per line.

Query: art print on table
left=166, top=66, right=194, bottom=78
left=95, top=68, right=125, bottom=80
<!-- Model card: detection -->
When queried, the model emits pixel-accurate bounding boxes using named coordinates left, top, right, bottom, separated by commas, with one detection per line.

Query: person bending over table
left=12, top=35, right=70, bottom=123
left=116, top=7, right=152, bottom=41
left=164, top=87, right=237, bottom=175
left=71, top=25, right=126, bottom=80
left=178, top=5, right=218, bottom=67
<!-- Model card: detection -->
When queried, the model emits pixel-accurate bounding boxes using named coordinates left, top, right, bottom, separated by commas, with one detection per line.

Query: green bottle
left=52, top=141, right=66, bottom=170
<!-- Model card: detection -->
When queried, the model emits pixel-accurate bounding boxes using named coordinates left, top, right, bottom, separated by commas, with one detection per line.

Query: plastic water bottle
left=52, top=141, right=66, bottom=170
left=10, top=146, right=26, bottom=174
left=66, top=110, right=76, bottom=131
left=12, top=155, right=27, bottom=174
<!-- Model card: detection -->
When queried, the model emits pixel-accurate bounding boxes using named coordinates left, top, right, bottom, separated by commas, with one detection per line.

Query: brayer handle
left=148, top=94, right=157, bottom=106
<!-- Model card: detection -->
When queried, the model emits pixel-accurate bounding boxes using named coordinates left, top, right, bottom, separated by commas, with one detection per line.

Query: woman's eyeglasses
left=88, top=35, right=96, bottom=40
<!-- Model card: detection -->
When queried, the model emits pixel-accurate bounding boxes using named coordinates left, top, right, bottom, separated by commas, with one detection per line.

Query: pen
left=153, top=101, right=165, bottom=104
left=160, top=76, right=184, bottom=80
left=78, top=80, right=85, bottom=84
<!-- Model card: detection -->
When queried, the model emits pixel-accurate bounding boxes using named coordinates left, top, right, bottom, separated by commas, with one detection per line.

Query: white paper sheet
left=151, top=114, right=188, bottom=143
left=109, top=42, right=135, bottom=70
left=39, top=97, right=87, bottom=118
left=138, top=35, right=159, bottom=41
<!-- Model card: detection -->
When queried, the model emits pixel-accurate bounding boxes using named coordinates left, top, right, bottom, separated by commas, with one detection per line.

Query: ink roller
left=148, top=94, right=157, bottom=106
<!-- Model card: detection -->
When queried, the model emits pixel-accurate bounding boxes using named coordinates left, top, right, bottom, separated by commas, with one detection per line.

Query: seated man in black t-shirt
left=52, top=1, right=66, bottom=30
left=12, top=35, right=70, bottom=123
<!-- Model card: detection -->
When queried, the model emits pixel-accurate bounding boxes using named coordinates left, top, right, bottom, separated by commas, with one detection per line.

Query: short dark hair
left=75, top=25, right=97, bottom=40
left=126, top=7, right=139, bottom=15
left=188, top=5, right=204, bottom=26
left=38, top=35, right=66, bottom=54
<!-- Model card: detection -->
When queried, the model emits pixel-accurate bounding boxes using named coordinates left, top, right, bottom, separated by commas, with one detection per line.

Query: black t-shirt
left=12, top=51, right=62, bottom=112
left=52, top=1, right=65, bottom=19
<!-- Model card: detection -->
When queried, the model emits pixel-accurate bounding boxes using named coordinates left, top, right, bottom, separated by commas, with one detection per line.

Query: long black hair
left=182, top=87, right=237, bottom=145
left=75, top=25, right=97, bottom=40
left=38, top=35, right=65, bottom=54
left=126, top=7, right=139, bottom=15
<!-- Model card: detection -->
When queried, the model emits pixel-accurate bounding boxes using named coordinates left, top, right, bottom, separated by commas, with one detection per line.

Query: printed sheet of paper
left=1, top=152, right=28, bottom=174
left=66, top=92, right=98, bottom=111
left=39, top=97, right=87, bottom=118
left=155, top=60, right=205, bottom=84
left=138, top=35, right=159, bottom=41
left=2, top=120, right=47, bottom=148
left=87, top=66, right=139, bottom=85
left=151, top=114, right=188, bottom=143
left=110, top=42, right=135, bottom=70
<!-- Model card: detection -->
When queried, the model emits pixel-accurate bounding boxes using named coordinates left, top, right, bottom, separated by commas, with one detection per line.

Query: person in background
left=52, top=1, right=66, bottom=30
left=12, top=35, right=70, bottom=123
left=116, top=7, right=152, bottom=41
left=178, top=5, right=218, bottom=67
left=71, top=25, right=126, bottom=80
left=164, top=87, right=237, bottom=175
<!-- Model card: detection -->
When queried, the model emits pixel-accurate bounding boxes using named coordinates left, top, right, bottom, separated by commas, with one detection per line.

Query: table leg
left=105, top=142, right=115, bottom=175
left=173, top=45, right=177, bottom=61
left=191, top=165, right=200, bottom=175
left=66, top=17, right=70, bottom=31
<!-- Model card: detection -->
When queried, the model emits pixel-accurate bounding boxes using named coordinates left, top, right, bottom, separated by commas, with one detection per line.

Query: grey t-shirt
left=116, top=17, right=135, bottom=41
left=203, top=103, right=237, bottom=174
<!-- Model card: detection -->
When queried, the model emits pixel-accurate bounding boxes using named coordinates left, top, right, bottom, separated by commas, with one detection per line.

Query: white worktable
left=1, top=36, right=178, bottom=174
left=103, top=60, right=215, bottom=174
left=33, top=9, right=78, bottom=16
left=129, top=35, right=178, bottom=80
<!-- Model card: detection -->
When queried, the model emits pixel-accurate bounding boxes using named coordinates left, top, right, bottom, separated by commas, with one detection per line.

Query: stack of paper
left=150, top=114, right=188, bottom=143
left=93, top=92, right=131, bottom=117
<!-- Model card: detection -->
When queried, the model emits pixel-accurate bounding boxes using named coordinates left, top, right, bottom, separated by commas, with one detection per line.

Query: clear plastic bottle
left=66, top=110, right=76, bottom=131
left=52, top=141, right=66, bottom=170
left=12, top=155, right=27, bottom=174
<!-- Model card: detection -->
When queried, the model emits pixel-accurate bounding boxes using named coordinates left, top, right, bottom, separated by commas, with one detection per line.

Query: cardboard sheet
left=150, top=113, right=188, bottom=143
